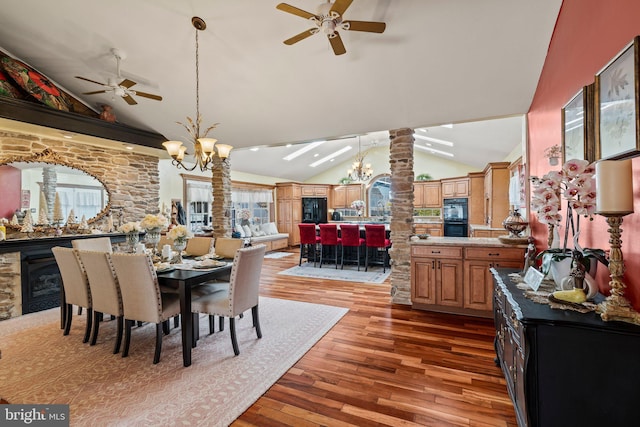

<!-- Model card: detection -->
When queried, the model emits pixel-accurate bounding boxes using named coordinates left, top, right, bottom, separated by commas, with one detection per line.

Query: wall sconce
left=544, top=145, right=562, bottom=166
left=595, top=159, right=638, bottom=324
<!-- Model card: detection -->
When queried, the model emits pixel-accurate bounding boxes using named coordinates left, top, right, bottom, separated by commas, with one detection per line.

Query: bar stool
left=364, top=224, right=391, bottom=272
left=298, top=223, right=320, bottom=266
left=319, top=223, right=342, bottom=269
left=340, top=224, right=365, bottom=270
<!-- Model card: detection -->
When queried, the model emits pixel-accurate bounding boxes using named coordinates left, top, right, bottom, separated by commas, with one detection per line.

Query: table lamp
left=595, top=159, right=639, bottom=324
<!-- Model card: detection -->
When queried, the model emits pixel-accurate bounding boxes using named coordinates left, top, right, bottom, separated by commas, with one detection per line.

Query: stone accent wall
left=0, top=252, right=20, bottom=320
left=388, top=128, right=414, bottom=305
left=210, top=154, right=232, bottom=238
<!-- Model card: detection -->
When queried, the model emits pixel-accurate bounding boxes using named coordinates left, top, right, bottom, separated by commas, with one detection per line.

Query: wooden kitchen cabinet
left=276, top=182, right=301, bottom=246
left=483, top=162, right=510, bottom=228
left=332, top=184, right=362, bottom=208
left=411, top=245, right=463, bottom=307
left=441, top=178, right=469, bottom=198
left=414, top=223, right=443, bottom=237
left=414, top=181, right=442, bottom=208
left=301, top=185, right=329, bottom=197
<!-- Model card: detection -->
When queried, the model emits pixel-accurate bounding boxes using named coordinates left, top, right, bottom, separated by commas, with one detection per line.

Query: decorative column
left=211, top=154, right=233, bottom=238
left=42, top=165, right=57, bottom=223
left=388, top=128, right=414, bottom=305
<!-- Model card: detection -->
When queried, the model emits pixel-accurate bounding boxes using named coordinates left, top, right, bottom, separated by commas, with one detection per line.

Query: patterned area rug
left=278, top=263, right=391, bottom=284
left=0, top=297, right=347, bottom=426
left=263, top=252, right=295, bottom=259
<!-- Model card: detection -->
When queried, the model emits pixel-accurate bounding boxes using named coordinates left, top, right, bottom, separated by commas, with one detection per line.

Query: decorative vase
left=173, top=238, right=187, bottom=263
left=549, top=257, right=573, bottom=290
left=145, top=227, right=162, bottom=256
left=126, top=232, right=140, bottom=253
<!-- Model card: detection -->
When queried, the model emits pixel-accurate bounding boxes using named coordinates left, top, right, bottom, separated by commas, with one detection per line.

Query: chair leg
left=230, top=317, right=240, bottom=356
left=162, top=319, right=170, bottom=335
left=357, top=245, right=361, bottom=271
left=365, top=247, right=369, bottom=271
left=319, top=245, right=324, bottom=268
left=78, top=306, right=82, bottom=315
left=173, top=316, right=179, bottom=328
left=334, top=245, right=339, bottom=269
left=252, top=305, right=262, bottom=339
left=219, top=316, right=225, bottom=331
left=113, top=316, right=123, bottom=354
left=83, top=308, right=93, bottom=344
left=123, top=319, right=133, bottom=358
left=63, top=304, right=73, bottom=336
left=90, top=311, right=101, bottom=346
left=192, top=313, right=199, bottom=347
left=153, top=323, right=163, bottom=364
left=208, top=315, right=215, bottom=334
left=341, top=246, right=345, bottom=270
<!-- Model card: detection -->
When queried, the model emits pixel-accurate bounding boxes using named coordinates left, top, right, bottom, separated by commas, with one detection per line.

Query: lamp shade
left=198, top=138, right=217, bottom=155
left=596, top=159, right=634, bottom=215
left=216, top=144, right=233, bottom=159
left=163, top=140, right=184, bottom=157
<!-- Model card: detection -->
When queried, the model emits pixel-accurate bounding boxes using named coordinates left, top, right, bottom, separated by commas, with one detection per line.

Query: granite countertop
left=469, top=224, right=505, bottom=231
left=413, top=217, right=443, bottom=224
left=410, top=236, right=527, bottom=248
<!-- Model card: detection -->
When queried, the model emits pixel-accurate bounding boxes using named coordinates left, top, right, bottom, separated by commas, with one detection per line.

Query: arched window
left=367, top=174, right=391, bottom=219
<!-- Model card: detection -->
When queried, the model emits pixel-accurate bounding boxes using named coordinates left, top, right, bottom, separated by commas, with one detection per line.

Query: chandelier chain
left=195, top=27, right=200, bottom=137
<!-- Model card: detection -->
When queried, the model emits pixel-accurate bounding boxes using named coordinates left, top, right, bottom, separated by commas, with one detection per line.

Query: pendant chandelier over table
left=347, top=136, right=373, bottom=181
left=162, top=17, right=233, bottom=172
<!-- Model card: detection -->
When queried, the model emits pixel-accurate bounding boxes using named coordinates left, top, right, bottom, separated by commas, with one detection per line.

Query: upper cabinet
left=332, top=184, right=362, bottom=208
left=301, top=185, right=329, bottom=197
left=414, top=181, right=442, bottom=208
left=483, top=162, right=511, bottom=228
left=441, top=178, right=469, bottom=198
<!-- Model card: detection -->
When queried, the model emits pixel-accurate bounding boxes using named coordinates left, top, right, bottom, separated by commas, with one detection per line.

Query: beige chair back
left=52, top=246, right=91, bottom=308
left=110, top=253, right=165, bottom=324
left=185, top=236, right=214, bottom=256
left=72, top=237, right=113, bottom=253
left=227, top=244, right=266, bottom=316
left=77, top=250, right=122, bottom=317
left=158, top=235, right=173, bottom=249
left=215, top=237, right=244, bottom=259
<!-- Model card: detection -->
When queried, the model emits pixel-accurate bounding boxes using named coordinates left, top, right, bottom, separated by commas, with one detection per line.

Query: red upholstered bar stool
left=364, top=224, right=391, bottom=273
left=340, top=224, right=365, bottom=270
left=319, top=223, right=342, bottom=269
left=298, top=223, right=321, bottom=267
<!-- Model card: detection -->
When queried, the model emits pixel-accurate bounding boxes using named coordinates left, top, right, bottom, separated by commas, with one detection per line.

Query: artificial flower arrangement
left=167, top=224, right=193, bottom=241
left=351, top=200, right=366, bottom=215
left=140, top=213, right=168, bottom=230
left=118, top=221, right=141, bottom=234
left=530, top=158, right=607, bottom=289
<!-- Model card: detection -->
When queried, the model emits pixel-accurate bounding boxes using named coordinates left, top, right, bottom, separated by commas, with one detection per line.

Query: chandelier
left=347, top=136, right=373, bottom=181
left=162, top=17, right=233, bottom=171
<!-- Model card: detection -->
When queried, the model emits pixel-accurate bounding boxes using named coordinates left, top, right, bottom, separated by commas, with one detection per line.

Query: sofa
left=236, top=222, right=289, bottom=252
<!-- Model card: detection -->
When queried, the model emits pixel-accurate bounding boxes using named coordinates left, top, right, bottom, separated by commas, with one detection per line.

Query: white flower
left=167, top=225, right=193, bottom=240
left=350, top=200, right=365, bottom=210
left=140, top=214, right=168, bottom=230
left=118, top=221, right=141, bottom=233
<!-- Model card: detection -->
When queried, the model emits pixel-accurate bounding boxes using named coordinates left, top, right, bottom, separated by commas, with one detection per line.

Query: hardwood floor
left=234, top=250, right=518, bottom=426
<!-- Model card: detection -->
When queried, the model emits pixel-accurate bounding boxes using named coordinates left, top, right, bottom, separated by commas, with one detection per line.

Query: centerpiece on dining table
left=167, top=224, right=193, bottom=263
left=530, top=158, right=607, bottom=302
left=140, top=213, right=168, bottom=257
left=119, top=221, right=142, bottom=253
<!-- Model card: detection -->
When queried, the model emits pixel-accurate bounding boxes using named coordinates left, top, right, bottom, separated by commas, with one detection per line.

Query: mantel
left=0, top=96, right=166, bottom=149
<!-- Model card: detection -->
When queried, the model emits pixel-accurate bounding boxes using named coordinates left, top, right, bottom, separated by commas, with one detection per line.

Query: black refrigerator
left=302, top=197, right=328, bottom=224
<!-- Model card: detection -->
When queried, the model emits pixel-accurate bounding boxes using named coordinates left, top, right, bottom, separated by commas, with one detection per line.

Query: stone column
left=388, top=128, right=414, bottom=305
left=42, top=165, right=57, bottom=223
left=211, top=154, right=233, bottom=238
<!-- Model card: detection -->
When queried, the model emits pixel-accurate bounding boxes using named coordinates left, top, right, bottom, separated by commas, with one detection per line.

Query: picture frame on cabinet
left=562, top=84, right=595, bottom=163
left=595, top=36, right=640, bottom=160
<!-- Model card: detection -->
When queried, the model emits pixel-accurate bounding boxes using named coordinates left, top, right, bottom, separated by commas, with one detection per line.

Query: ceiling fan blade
left=75, top=76, right=107, bottom=86
left=276, top=3, right=318, bottom=20
left=329, top=33, right=346, bottom=56
left=330, top=0, right=353, bottom=17
left=122, top=94, right=137, bottom=105
left=343, top=20, right=386, bottom=33
left=119, top=79, right=137, bottom=89
left=134, top=91, right=163, bottom=101
left=82, top=90, right=108, bottom=95
left=284, top=28, right=318, bottom=45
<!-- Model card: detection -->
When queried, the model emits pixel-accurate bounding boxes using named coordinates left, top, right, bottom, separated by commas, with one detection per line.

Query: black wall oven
left=443, top=198, right=469, bottom=237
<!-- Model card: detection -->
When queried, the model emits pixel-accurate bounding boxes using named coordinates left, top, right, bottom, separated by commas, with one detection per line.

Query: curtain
left=187, top=182, right=213, bottom=202
left=231, top=189, right=273, bottom=204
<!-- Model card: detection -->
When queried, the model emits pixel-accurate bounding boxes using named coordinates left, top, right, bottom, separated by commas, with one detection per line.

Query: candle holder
left=597, top=214, right=640, bottom=325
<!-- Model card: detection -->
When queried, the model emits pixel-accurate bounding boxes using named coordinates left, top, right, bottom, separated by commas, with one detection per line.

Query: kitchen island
left=410, top=237, right=526, bottom=317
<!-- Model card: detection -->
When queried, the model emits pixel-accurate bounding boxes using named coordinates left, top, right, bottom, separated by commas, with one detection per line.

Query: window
left=185, top=181, right=212, bottom=232
left=231, top=189, right=273, bottom=229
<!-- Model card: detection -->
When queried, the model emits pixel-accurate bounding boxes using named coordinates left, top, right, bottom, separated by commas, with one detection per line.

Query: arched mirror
left=367, top=174, right=391, bottom=219
left=0, top=149, right=111, bottom=224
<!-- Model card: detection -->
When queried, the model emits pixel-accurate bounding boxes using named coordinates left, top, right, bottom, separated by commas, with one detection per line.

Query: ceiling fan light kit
left=277, top=0, right=386, bottom=55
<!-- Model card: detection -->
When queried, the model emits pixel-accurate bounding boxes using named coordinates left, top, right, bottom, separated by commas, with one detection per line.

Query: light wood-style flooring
left=234, top=250, right=518, bottom=426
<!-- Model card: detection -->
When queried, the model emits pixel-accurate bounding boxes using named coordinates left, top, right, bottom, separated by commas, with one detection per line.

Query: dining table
left=157, top=262, right=232, bottom=367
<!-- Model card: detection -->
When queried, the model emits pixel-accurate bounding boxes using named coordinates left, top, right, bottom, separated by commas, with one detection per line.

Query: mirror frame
left=0, top=148, right=112, bottom=224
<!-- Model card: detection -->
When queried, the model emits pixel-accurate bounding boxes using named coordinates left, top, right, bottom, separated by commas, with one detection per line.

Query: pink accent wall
left=0, top=165, right=21, bottom=219
left=528, top=0, right=640, bottom=308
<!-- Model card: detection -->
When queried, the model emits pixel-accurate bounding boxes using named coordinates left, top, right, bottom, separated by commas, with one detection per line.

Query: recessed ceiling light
left=250, top=147, right=259, bottom=152
left=283, top=140, right=326, bottom=161
left=415, top=144, right=454, bottom=157
left=124, top=145, right=134, bottom=150
left=413, top=133, right=454, bottom=147
left=440, top=123, right=453, bottom=128
left=314, top=153, right=319, bottom=157
left=309, top=146, right=352, bottom=167
left=60, top=132, right=74, bottom=139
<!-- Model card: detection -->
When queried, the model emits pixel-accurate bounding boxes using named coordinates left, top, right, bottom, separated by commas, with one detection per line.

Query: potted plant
left=416, top=173, right=433, bottom=181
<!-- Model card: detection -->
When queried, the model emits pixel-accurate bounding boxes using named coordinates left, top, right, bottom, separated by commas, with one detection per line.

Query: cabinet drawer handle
left=432, top=260, right=435, bottom=269
left=488, top=252, right=500, bottom=256
left=431, top=250, right=441, bottom=254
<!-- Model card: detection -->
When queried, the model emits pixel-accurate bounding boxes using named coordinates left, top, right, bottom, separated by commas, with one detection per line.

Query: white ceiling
left=0, top=0, right=561, bottom=180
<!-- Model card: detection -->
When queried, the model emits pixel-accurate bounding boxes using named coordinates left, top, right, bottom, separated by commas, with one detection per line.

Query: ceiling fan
left=276, top=0, right=386, bottom=55
left=75, top=48, right=162, bottom=105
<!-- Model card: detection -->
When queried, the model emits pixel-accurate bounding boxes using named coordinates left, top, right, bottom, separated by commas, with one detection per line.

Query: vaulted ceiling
left=0, top=0, right=562, bottom=178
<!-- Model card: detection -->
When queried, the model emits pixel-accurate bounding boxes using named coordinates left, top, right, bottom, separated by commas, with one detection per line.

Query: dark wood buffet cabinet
left=492, top=268, right=640, bottom=427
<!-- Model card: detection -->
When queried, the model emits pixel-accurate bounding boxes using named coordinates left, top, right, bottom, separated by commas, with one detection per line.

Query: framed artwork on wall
left=562, top=84, right=595, bottom=163
left=595, top=36, right=640, bottom=160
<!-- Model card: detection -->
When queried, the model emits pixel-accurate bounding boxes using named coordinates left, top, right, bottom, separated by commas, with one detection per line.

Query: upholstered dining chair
left=190, top=244, right=266, bottom=356
left=185, top=236, right=215, bottom=256
left=319, top=223, right=342, bottom=269
left=298, top=223, right=321, bottom=266
left=71, top=237, right=113, bottom=253
left=110, top=253, right=181, bottom=364
left=51, top=246, right=92, bottom=343
left=76, top=250, right=124, bottom=354
left=339, top=224, right=365, bottom=270
left=364, top=224, right=392, bottom=273
left=214, top=237, right=244, bottom=259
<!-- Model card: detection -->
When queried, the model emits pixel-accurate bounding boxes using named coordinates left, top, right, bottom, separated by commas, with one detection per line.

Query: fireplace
left=21, top=250, right=62, bottom=314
